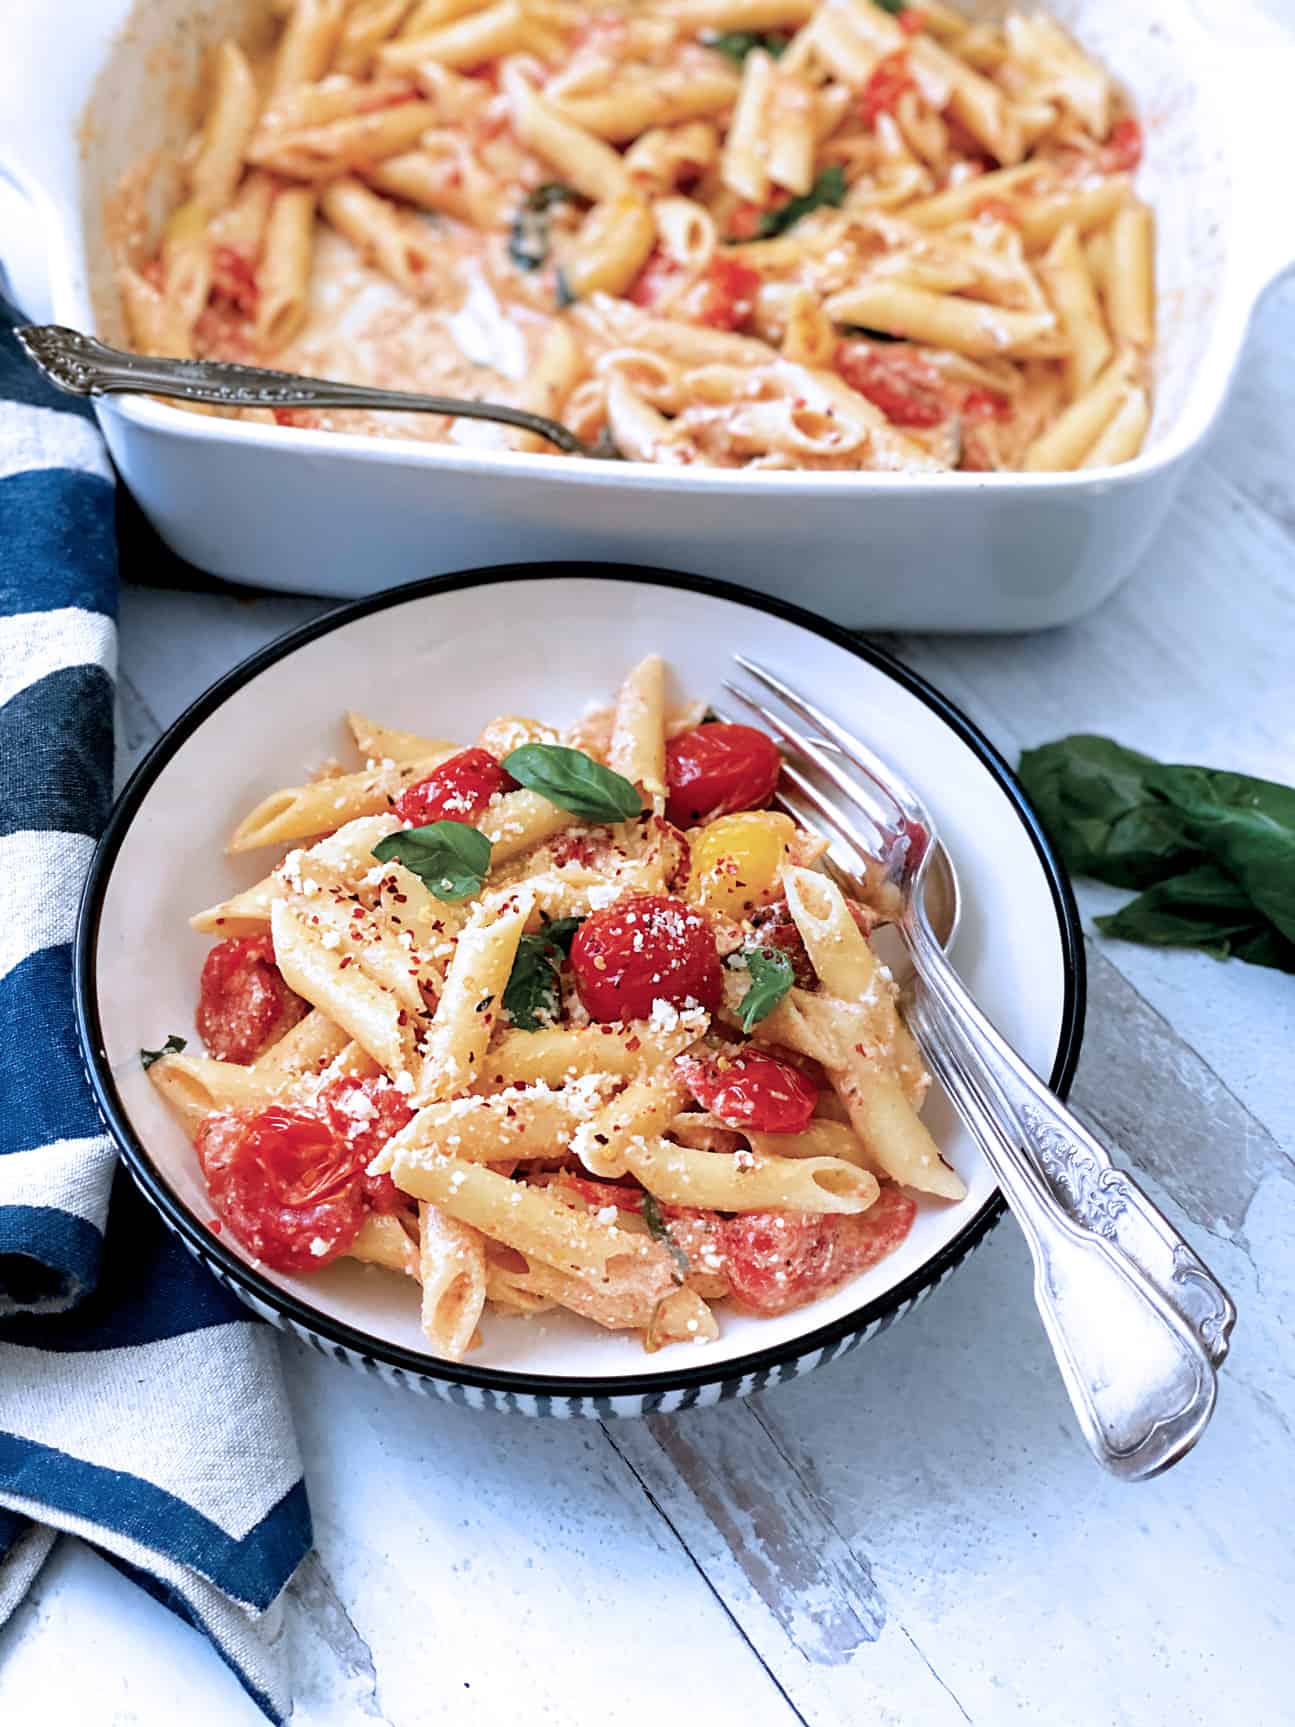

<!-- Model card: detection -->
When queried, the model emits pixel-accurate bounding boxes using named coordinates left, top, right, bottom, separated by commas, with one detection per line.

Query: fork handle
left=904, top=921, right=1235, bottom=1479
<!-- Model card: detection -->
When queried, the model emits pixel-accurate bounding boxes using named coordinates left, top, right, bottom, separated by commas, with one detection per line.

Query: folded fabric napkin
left=0, top=295, right=310, bottom=1718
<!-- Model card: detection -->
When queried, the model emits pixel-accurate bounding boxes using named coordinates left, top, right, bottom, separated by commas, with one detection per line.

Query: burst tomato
left=860, top=52, right=914, bottom=127
left=665, top=722, right=782, bottom=827
left=961, top=387, right=1012, bottom=422
left=393, top=747, right=516, bottom=824
left=746, top=901, right=816, bottom=990
left=196, top=934, right=308, bottom=1064
left=719, top=1185, right=917, bottom=1314
left=694, top=257, right=761, bottom=331
left=835, top=341, right=949, bottom=427
left=678, top=1048, right=818, bottom=1133
left=316, top=1076, right=415, bottom=1213
left=570, top=894, right=722, bottom=1021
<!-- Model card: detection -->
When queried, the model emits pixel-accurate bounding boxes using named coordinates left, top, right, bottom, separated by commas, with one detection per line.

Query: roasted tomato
left=570, top=893, right=722, bottom=1021
left=665, top=722, right=782, bottom=827
left=196, top=934, right=308, bottom=1064
left=317, top=1076, right=415, bottom=1213
left=677, top=1048, right=818, bottom=1133
left=835, top=341, right=949, bottom=427
left=1102, top=115, right=1143, bottom=173
left=629, top=247, right=684, bottom=308
left=747, top=901, right=817, bottom=990
left=694, top=257, right=761, bottom=331
left=719, top=1185, right=917, bottom=1314
left=393, top=747, right=516, bottom=824
left=860, top=52, right=914, bottom=127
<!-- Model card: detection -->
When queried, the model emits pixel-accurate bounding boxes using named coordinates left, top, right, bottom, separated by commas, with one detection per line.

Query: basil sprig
left=703, top=29, right=788, bottom=61
left=140, top=1033, right=187, bottom=1070
left=874, top=0, right=912, bottom=14
left=502, top=916, right=585, bottom=1031
left=1018, top=735, right=1295, bottom=972
left=503, top=743, right=644, bottom=823
left=730, top=945, right=795, bottom=1031
left=757, top=165, right=846, bottom=239
left=643, top=1191, right=690, bottom=1283
left=372, top=821, right=491, bottom=903
left=508, top=182, right=576, bottom=272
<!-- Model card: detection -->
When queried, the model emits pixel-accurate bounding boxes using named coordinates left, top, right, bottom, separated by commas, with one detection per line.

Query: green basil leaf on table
left=503, top=743, right=644, bottom=822
left=731, top=945, right=795, bottom=1031
left=140, top=1033, right=187, bottom=1070
left=703, top=29, right=788, bottom=61
left=503, top=919, right=585, bottom=1031
left=508, top=182, right=576, bottom=272
left=1018, top=734, right=1295, bottom=972
left=372, top=821, right=492, bottom=903
left=643, top=1191, right=691, bottom=1283
left=757, top=165, right=847, bottom=239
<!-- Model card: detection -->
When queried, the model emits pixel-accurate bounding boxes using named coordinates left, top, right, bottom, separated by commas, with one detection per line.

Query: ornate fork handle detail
left=14, top=324, right=601, bottom=457
left=904, top=918, right=1235, bottom=1478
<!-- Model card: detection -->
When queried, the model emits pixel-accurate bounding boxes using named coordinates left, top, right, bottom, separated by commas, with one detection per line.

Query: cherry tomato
left=746, top=901, right=816, bottom=990
left=196, top=934, right=308, bottom=1064
left=726, top=201, right=767, bottom=241
left=317, top=1076, right=415, bottom=1213
left=210, top=246, right=259, bottom=318
left=835, top=341, right=949, bottom=427
left=559, top=1174, right=648, bottom=1213
left=665, top=722, right=782, bottom=827
left=678, top=1048, right=818, bottom=1133
left=393, top=747, right=516, bottom=824
left=898, top=6, right=928, bottom=33
left=629, top=247, right=683, bottom=308
left=961, top=387, right=1012, bottom=422
left=860, top=52, right=914, bottom=127
left=719, top=1185, right=916, bottom=1314
left=1102, top=116, right=1143, bottom=173
left=694, top=257, right=761, bottom=331
left=197, top=1106, right=367, bottom=1273
left=570, top=893, right=722, bottom=1021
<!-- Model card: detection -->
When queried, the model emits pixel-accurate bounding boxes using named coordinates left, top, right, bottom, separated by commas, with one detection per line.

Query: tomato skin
left=835, top=341, right=949, bottom=427
left=719, top=1185, right=917, bottom=1314
left=665, top=722, right=782, bottom=827
left=695, top=257, right=761, bottom=331
left=860, top=52, right=914, bottom=127
left=393, top=747, right=515, bottom=824
left=196, top=1077, right=415, bottom=1272
left=1102, top=116, right=1143, bottom=173
left=196, top=934, right=308, bottom=1064
left=678, top=1049, right=818, bottom=1133
left=210, top=246, right=259, bottom=318
left=961, top=387, right=1011, bottom=422
left=570, top=893, right=722, bottom=1021
left=629, top=247, right=683, bottom=308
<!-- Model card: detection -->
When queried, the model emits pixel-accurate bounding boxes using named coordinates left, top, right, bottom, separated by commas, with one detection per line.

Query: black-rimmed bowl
left=76, top=566, right=1083, bottom=1416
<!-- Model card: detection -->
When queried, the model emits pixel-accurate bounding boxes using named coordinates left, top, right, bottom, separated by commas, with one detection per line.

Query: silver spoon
left=15, top=324, right=616, bottom=459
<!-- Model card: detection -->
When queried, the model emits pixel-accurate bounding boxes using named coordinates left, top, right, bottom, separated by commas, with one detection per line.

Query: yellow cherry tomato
left=687, top=811, right=797, bottom=918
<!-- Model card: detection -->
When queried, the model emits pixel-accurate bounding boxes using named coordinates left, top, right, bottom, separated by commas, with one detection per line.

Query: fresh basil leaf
left=555, top=268, right=576, bottom=309
left=874, top=0, right=909, bottom=14
left=643, top=1191, right=690, bottom=1283
left=508, top=182, right=576, bottom=272
left=503, top=930, right=566, bottom=1031
left=703, top=28, right=788, bottom=61
left=1019, top=734, right=1295, bottom=972
left=757, top=165, right=847, bottom=239
left=732, top=945, right=795, bottom=1031
left=140, top=1033, right=187, bottom=1070
left=540, top=914, right=585, bottom=954
left=503, top=743, right=644, bottom=823
left=372, top=821, right=491, bottom=903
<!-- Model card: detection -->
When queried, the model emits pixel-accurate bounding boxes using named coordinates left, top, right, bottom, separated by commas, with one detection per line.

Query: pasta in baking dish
left=145, top=658, right=965, bottom=1359
left=118, top=0, right=1154, bottom=472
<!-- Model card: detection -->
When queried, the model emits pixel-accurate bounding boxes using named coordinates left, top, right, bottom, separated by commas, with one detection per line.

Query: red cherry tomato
left=678, top=1048, right=818, bottom=1133
left=719, top=1185, right=917, bottom=1314
left=694, top=257, right=761, bottom=331
left=1102, top=116, right=1143, bottom=173
left=835, top=341, right=949, bottom=427
left=898, top=6, right=928, bottom=33
left=570, top=894, right=722, bottom=1022
left=664, top=723, right=782, bottom=827
left=317, top=1076, right=415, bottom=1213
left=196, top=934, right=308, bottom=1064
left=746, top=902, right=817, bottom=990
left=393, top=747, right=515, bottom=824
left=629, top=247, right=683, bottom=308
left=197, top=1107, right=368, bottom=1273
left=860, top=52, right=914, bottom=127
left=961, top=387, right=1012, bottom=423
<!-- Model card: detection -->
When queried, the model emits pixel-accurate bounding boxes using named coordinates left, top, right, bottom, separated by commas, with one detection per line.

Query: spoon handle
left=14, top=324, right=594, bottom=456
left=904, top=920, right=1234, bottom=1480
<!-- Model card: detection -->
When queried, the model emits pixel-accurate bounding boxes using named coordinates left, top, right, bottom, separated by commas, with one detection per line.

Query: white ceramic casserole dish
left=2, top=0, right=1293, bottom=629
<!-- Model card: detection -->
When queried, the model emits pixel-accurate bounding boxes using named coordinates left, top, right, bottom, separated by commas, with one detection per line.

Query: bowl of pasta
left=2, top=0, right=1293, bottom=627
left=76, top=565, right=1084, bottom=1413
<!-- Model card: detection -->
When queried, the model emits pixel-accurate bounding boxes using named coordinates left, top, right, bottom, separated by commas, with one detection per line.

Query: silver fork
left=726, top=654, right=1236, bottom=1481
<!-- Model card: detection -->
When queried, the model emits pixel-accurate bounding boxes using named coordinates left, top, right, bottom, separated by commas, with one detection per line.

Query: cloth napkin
left=0, top=295, right=311, bottom=1718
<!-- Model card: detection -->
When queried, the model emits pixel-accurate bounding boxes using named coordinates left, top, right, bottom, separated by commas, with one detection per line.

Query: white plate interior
left=90, top=575, right=1073, bottom=1381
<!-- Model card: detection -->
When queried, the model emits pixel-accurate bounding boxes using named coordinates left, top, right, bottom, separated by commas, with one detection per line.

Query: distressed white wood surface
left=3, top=220, right=1294, bottom=1727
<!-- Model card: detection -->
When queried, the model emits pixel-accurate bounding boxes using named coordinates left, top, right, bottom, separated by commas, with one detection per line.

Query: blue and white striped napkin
left=0, top=296, right=311, bottom=1718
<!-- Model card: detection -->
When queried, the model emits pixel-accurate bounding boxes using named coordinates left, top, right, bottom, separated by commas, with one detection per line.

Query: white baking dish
left=2, top=0, right=1293, bottom=628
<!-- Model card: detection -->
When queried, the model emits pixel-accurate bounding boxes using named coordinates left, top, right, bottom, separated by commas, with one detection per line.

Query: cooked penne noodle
left=248, top=102, right=440, bottom=179
left=229, top=754, right=450, bottom=850
left=555, top=68, right=739, bottom=144
left=255, top=187, right=317, bottom=350
left=608, top=654, right=667, bottom=804
left=563, top=195, right=658, bottom=300
left=270, top=0, right=349, bottom=98
left=349, top=1211, right=421, bottom=1276
left=190, top=41, right=261, bottom=212
left=824, top=281, right=1058, bottom=359
left=1081, top=385, right=1149, bottom=467
left=1038, top=221, right=1110, bottom=397
left=1105, top=201, right=1155, bottom=348
left=417, top=1202, right=488, bottom=1355
left=623, top=1137, right=879, bottom=1213
left=1023, top=353, right=1131, bottom=471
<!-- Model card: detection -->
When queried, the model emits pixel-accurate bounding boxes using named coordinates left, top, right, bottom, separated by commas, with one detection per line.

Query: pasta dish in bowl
left=76, top=567, right=1085, bottom=1412
left=118, top=0, right=1155, bottom=473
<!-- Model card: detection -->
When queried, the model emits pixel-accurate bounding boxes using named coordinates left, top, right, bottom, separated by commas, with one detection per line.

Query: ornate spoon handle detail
left=903, top=916, right=1235, bottom=1480
left=14, top=324, right=605, bottom=458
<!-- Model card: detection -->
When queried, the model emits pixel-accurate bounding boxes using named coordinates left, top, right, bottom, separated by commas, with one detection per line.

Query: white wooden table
left=3, top=251, right=1293, bottom=1727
